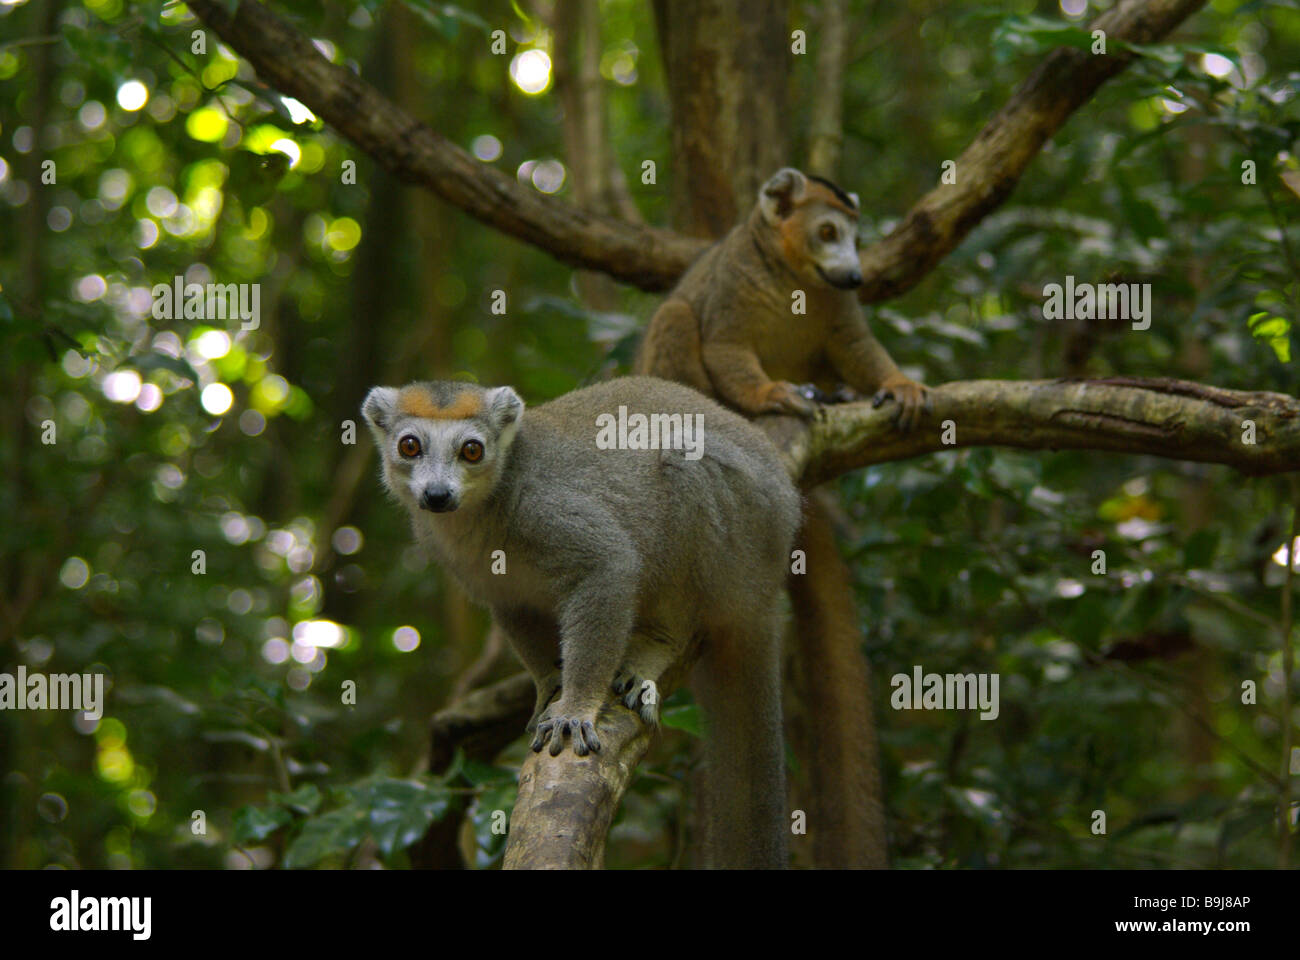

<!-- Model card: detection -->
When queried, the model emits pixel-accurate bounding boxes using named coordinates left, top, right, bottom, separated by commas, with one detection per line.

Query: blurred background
left=1, top=0, right=1298, bottom=869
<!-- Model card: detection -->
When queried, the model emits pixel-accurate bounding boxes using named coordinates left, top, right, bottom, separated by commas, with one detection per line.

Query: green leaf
left=283, top=806, right=369, bottom=868
left=460, top=759, right=515, bottom=787
left=1183, top=529, right=1219, bottom=568
left=1121, top=41, right=1190, bottom=69
left=661, top=703, right=702, bottom=738
left=357, top=778, right=451, bottom=857
left=991, top=15, right=1096, bottom=63
left=232, top=803, right=292, bottom=845
left=403, top=1, right=490, bottom=38
left=128, top=352, right=203, bottom=385
left=1248, top=312, right=1291, bottom=362
left=269, top=783, right=323, bottom=815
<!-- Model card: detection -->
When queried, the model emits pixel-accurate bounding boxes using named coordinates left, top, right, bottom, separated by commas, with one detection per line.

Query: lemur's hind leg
left=613, top=623, right=692, bottom=727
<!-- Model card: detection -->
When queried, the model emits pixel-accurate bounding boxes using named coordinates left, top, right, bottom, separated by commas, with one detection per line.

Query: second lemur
left=636, top=166, right=928, bottom=868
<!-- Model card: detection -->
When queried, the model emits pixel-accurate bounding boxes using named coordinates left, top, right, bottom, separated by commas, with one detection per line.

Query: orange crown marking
left=397, top=387, right=483, bottom=420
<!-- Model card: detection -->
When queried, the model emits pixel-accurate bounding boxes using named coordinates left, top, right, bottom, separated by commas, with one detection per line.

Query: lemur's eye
left=461, top=440, right=484, bottom=463
left=819, top=223, right=838, bottom=243
left=398, top=435, right=422, bottom=458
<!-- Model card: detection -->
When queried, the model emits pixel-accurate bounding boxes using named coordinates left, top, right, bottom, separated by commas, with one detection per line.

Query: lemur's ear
left=759, top=167, right=807, bottom=224
left=486, top=386, right=523, bottom=426
left=485, top=386, right=524, bottom=452
left=847, top=192, right=860, bottom=211
left=362, top=386, right=399, bottom=435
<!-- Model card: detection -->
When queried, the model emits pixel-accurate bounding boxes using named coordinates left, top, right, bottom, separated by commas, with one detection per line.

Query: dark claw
left=613, top=670, right=661, bottom=726
left=531, top=711, right=602, bottom=756
left=622, top=684, right=640, bottom=711
left=580, top=721, right=600, bottom=754
left=548, top=719, right=568, bottom=756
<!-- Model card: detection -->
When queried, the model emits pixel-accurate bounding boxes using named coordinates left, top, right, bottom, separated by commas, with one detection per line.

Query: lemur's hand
left=761, top=380, right=821, bottom=419
left=871, top=374, right=930, bottom=433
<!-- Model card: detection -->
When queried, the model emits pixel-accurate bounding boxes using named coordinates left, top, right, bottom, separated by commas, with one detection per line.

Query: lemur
left=635, top=166, right=929, bottom=868
left=364, top=376, right=801, bottom=868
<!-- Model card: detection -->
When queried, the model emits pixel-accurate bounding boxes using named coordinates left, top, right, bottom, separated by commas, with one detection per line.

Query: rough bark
left=503, top=635, right=702, bottom=869
left=765, top=377, right=1300, bottom=487
left=652, top=0, right=791, bottom=235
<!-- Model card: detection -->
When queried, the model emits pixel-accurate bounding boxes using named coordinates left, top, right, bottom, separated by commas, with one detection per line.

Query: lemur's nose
left=420, top=485, right=456, bottom=513
left=846, top=269, right=863, bottom=288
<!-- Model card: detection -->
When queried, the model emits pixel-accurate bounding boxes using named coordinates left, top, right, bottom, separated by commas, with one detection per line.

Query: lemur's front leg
left=530, top=563, right=637, bottom=757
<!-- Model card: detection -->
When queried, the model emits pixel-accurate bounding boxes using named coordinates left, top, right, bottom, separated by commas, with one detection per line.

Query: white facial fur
left=803, top=207, right=861, bottom=288
left=757, top=168, right=863, bottom=290
left=362, top=385, right=524, bottom=515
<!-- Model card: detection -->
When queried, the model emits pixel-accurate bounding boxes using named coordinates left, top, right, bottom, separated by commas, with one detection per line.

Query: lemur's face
left=793, top=204, right=862, bottom=290
left=362, top=383, right=523, bottom=515
left=759, top=168, right=863, bottom=291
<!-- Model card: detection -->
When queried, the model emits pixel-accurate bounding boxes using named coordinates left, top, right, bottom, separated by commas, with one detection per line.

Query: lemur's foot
left=530, top=702, right=602, bottom=757
left=525, top=672, right=563, bottom=734
left=612, top=668, right=661, bottom=727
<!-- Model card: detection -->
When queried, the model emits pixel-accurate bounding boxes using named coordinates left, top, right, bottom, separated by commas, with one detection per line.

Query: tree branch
left=856, top=0, right=1207, bottom=302
left=184, top=0, right=705, bottom=290
left=758, top=377, right=1300, bottom=487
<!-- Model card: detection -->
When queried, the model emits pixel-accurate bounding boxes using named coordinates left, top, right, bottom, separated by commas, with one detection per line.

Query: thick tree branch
left=758, top=377, right=1300, bottom=487
left=185, top=0, right=705, bottom=290
left=856, top=0, right=1207, bottom=302
left=427, top=673, right=536, bottom=773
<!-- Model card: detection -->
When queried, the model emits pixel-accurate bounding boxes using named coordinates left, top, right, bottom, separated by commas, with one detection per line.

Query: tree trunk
left=652, top=0, right=790, bottom=236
